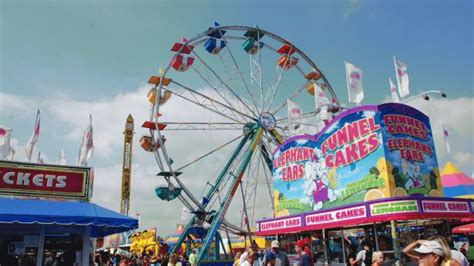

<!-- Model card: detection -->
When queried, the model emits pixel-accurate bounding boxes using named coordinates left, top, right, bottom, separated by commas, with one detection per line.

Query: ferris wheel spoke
left=191, top=66, right=247, bottom=122
left=170, top=81, right=255, bottom=122
left=191, top=50, right=258, bottom=117
left=175, top=134, right=244, bottom=171
left=266, top=52, right=293, bottom=112
left=163, top=88, right=241, bottom=123
left=160, top=122, right=244, bottom=131
left=220, top=34, right=260, bottom=114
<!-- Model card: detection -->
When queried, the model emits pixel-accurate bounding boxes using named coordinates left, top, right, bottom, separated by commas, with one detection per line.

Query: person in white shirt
left=241, top=249, right=258, bottom=266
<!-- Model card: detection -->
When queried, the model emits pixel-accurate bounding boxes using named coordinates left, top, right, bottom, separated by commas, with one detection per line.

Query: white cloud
left=0, top=92, right=36, bottom=115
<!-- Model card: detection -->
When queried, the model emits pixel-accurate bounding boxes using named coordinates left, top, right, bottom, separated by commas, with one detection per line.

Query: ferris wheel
left=141, top=24, right=342, bottom=262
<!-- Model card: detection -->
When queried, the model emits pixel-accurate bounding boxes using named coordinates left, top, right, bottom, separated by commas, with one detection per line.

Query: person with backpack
left=355, top=241, right=373, bottom=266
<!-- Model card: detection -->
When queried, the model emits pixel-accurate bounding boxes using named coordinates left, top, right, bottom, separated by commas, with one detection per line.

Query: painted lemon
left=364, top=189, right=385, bottom=202
left=392, top=187, right=408, bottom=197
left=327, top=168, right=338, bottom=189
left=276, top=209, right=290, bottom=217
left=376, top=157, right=395, bottom=197
left=429, top=189, right=442, bottom=197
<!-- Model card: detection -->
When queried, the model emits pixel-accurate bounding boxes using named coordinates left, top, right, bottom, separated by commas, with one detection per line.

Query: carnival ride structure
left=141, top=24, right=343, bottom=263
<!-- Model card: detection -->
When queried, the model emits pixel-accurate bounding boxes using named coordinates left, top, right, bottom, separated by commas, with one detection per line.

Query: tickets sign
left=0, top=160, right=92, bottom=201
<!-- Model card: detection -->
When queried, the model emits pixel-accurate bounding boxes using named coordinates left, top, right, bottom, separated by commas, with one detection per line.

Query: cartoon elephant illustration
left=304, top=149, right=338, bottom=211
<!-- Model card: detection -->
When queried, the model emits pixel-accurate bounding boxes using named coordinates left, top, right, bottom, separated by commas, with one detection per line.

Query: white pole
left=36, top=225, right=45, bottom=266
left=81, top=226, right=91, bottom=266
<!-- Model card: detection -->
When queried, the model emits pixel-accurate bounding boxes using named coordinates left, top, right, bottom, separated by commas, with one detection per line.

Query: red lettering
left=358, top=119, right=369, bottom=136
left=367, top=133, right=379, bottom=152
left=357, top=137, right=369, bottom=158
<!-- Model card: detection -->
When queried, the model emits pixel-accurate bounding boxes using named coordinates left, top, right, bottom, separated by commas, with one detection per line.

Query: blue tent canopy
left=0, top=198, right=138, bottom=237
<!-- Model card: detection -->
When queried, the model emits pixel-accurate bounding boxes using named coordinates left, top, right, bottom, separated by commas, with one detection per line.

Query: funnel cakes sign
left=0, top=160, right=92, bottom=201
left=272, top=103, right=442, bottom=217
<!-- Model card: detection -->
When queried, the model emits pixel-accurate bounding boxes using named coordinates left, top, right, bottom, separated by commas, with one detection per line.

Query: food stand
left=0, top=161, right=138, bottom=265
left=255, top=103, right=474, bottom=265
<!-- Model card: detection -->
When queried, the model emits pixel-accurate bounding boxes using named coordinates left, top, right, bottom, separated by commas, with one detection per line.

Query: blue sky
left=1, top=0, right=473, bottom=235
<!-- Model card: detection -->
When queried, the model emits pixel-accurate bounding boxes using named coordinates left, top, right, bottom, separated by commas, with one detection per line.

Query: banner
left=369, top=199, right=419, bottom=216
left=287, top=99, right=303, bottom=133
left=78, top=115, right=94, bottom=166
left=421, top=199, right=470, bottom=214
left=394, top=57, right=410, bottom=97
left=0, top=127, right=14, bottom=160
left=25, top=110, right=40, bottom=162
left=389, top=77, right=400, bottom=103
left=345, top=62, right=364, bottom=104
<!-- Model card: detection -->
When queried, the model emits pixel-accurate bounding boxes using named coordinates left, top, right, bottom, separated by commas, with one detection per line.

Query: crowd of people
left=92, top=249, right=196, bottom=266
left=233, top=240, right=290, bottom=266
left=231, top=235, right=470, bottom=266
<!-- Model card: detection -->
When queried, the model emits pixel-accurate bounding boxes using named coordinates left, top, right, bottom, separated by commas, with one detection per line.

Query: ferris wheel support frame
left=196, top=128, right=264, bottom=263
left=169, top=126, right=254, bottom=255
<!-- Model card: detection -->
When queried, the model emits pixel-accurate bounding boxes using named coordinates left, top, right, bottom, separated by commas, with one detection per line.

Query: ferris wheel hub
left=258, top=112, right=276, bottom=130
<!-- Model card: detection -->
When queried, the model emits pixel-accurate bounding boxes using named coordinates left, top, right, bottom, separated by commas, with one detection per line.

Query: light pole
left=402, top=90, right=447, bottom=103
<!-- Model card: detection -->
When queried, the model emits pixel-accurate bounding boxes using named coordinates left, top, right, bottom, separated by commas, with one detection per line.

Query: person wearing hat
left=294, top=239, right=312, bottom=266
left=403, top=239, right=445, bottom=266
left=262, top=240, right=289, bottom=266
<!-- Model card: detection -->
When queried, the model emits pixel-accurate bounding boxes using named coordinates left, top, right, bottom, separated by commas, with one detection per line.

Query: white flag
left=441, top=122, right=451, bottom=154
left=313, top=82, right=330, bottom=110
left=77, top=115, right=94, bottom=166
left=287, top=99, right=303, bottom=132
left=389, top=77, right=400, bottom=103
left=345, top=62, right=364, bottom=104
left=25, top=110, right=40, bottom=161
left=394, top=57, right=410, bottom=97
left=0, top=127, right=15, bottom=160
left=58, top=149, right=66, bottom=165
